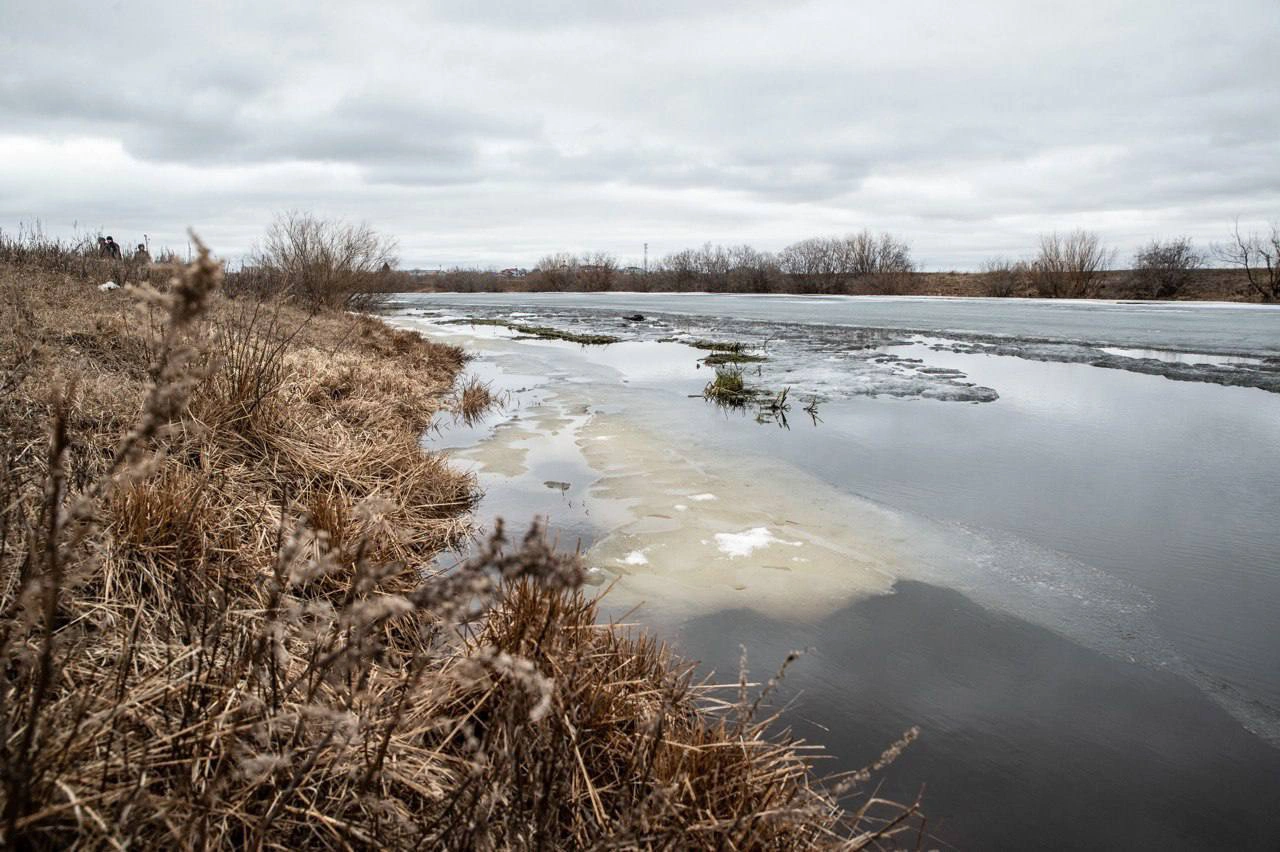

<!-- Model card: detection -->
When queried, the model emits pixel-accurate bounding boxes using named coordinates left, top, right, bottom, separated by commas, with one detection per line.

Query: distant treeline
left=6, top=213, right=1277, bottom=303
left=410, top=223, right=1280, bottom=302
left=419, top=231, right=917, bottom=296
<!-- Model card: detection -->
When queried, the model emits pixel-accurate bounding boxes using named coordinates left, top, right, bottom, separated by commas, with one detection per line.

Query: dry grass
left=0, top=242, right=922, bottom=848
left=0, top=224, right=181, bottom=292
left=453, top=376, right=498, bottom=426
left=454, top=580, right=921, bottom=848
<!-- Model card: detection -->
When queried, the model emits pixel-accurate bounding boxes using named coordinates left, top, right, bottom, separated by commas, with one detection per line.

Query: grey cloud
left=1, top=70, right=526, bottom=188
left=425, top=0, right=789, bottom=28
left=509, top=140, right=870, bottom=202
left=1, top=0, right=1277, bottom=268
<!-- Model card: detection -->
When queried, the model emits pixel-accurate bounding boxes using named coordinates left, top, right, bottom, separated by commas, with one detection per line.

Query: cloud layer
left=2, top=0, right=1277, bottom=268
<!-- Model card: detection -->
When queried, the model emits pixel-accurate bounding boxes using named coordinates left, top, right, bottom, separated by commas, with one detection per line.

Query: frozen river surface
left=386, top=292, right=1280, bottom=849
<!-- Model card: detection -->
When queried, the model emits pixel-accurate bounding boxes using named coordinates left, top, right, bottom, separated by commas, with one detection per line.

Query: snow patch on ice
left=714, top=527, right=802, bottom=558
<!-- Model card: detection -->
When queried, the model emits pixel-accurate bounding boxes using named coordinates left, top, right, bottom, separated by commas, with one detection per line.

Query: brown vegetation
left=1024, top=230, right=1114, bottom=298
left=1132, top=237, right=1203, bottom=300
left=979, top=257, right=1027, bottom=298
left=0, top=236, right=921, bottom=847
left=234, top=211, right=405, bottom=309
left=400, top=221, right=1275, bottom=301
left=453, top=375, right=497, bottom=426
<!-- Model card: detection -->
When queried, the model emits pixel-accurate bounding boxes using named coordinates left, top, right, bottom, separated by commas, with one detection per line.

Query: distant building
left=499, top=268, right=529, bottom=278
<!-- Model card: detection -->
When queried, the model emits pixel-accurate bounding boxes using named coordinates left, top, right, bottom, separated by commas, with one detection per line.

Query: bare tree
left=437, top=267, right=502, bottom=293
left=1132, top=237, right=1202, bottom=299
left=846, top=231, right=914, bottom=293
left=838, top=231, right=913, bottom=277
left=658, top=248, right=700, bottom=289
left=1029, top=230, right=1114, bottom=298
left=251, top=211, right=398, bottom=308
left=778, top=231, right=913, bottom=293
left=655, top=243, right=739, bottom=291
left=532, top=252, right=578, bottom=290
left=726, top=244, right=781, bottom=292
left=1214, top=221, right=1279, bottom=302
left=578, top=251, right=617, bottom=291
left=777, top=238, right=838, bottom=292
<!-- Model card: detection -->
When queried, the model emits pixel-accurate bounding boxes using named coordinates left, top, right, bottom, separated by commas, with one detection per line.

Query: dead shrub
left=1132, top=237, right=1202, bottom=299
left=249, top=211, right=399, bottom=309
left=1030, top=230, right=1114, bottom=298
left=980, top=257, right=1027, bottom=297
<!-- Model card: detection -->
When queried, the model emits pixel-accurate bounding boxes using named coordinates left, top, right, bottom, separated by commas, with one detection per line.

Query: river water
left=384, top=293, right=1280, bottom=849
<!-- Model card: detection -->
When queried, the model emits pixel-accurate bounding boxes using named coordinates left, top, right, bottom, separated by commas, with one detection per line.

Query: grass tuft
left=703, top=365, right=750, bottom=407
left=688, top=339, right=746, bottom=353
left=454, top=375, right=498, bottom=425
left=702, top=351, right=767, bottom=366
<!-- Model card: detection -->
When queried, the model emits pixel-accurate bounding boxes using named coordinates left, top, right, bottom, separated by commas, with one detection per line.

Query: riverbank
left=0, top=252, right=917, bottom=848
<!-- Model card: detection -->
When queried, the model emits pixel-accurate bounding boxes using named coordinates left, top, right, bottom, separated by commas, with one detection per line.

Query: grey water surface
left=386, top=292, right=1280, bottom=849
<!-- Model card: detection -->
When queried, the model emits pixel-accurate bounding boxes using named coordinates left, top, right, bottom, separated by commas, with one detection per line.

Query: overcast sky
left=2, top=0, right=1277, bottom=270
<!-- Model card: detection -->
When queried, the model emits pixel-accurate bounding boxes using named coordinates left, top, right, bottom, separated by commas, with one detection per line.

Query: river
left=384, top=292, right=1280, bottom=849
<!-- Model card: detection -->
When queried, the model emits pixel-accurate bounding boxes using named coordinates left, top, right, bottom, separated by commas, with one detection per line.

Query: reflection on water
left=388, top=299, right=1280, bottom=849
left=679, top=583, right=1280, bottom=850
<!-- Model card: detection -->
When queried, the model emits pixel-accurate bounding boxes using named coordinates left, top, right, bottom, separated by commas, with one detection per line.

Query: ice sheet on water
left=388, top=300, right=1280, bottom=400
left=1098, top=347, right=1266, bottom=367
left=789, top=350, right=1001, bottom=402
left=935, top=338, right=1280, bottom=394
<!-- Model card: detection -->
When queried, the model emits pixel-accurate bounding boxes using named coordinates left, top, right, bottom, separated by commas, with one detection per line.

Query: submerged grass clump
left=444, top=316, right=619, bottom=345
left=704, top=364, right=751, bottom=406
left=686, top=337, right=767, bottom=366
left=511, top=324, right=620, bottom=345
left=702, top=351, right=767, bottom=365
left=443, top=316, right=510, bottom=327
left=689, top=338, right=746, bottom=353
left=702, top=365, right=808, bottom=429
left=0, top=243, right=922, bottom=848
